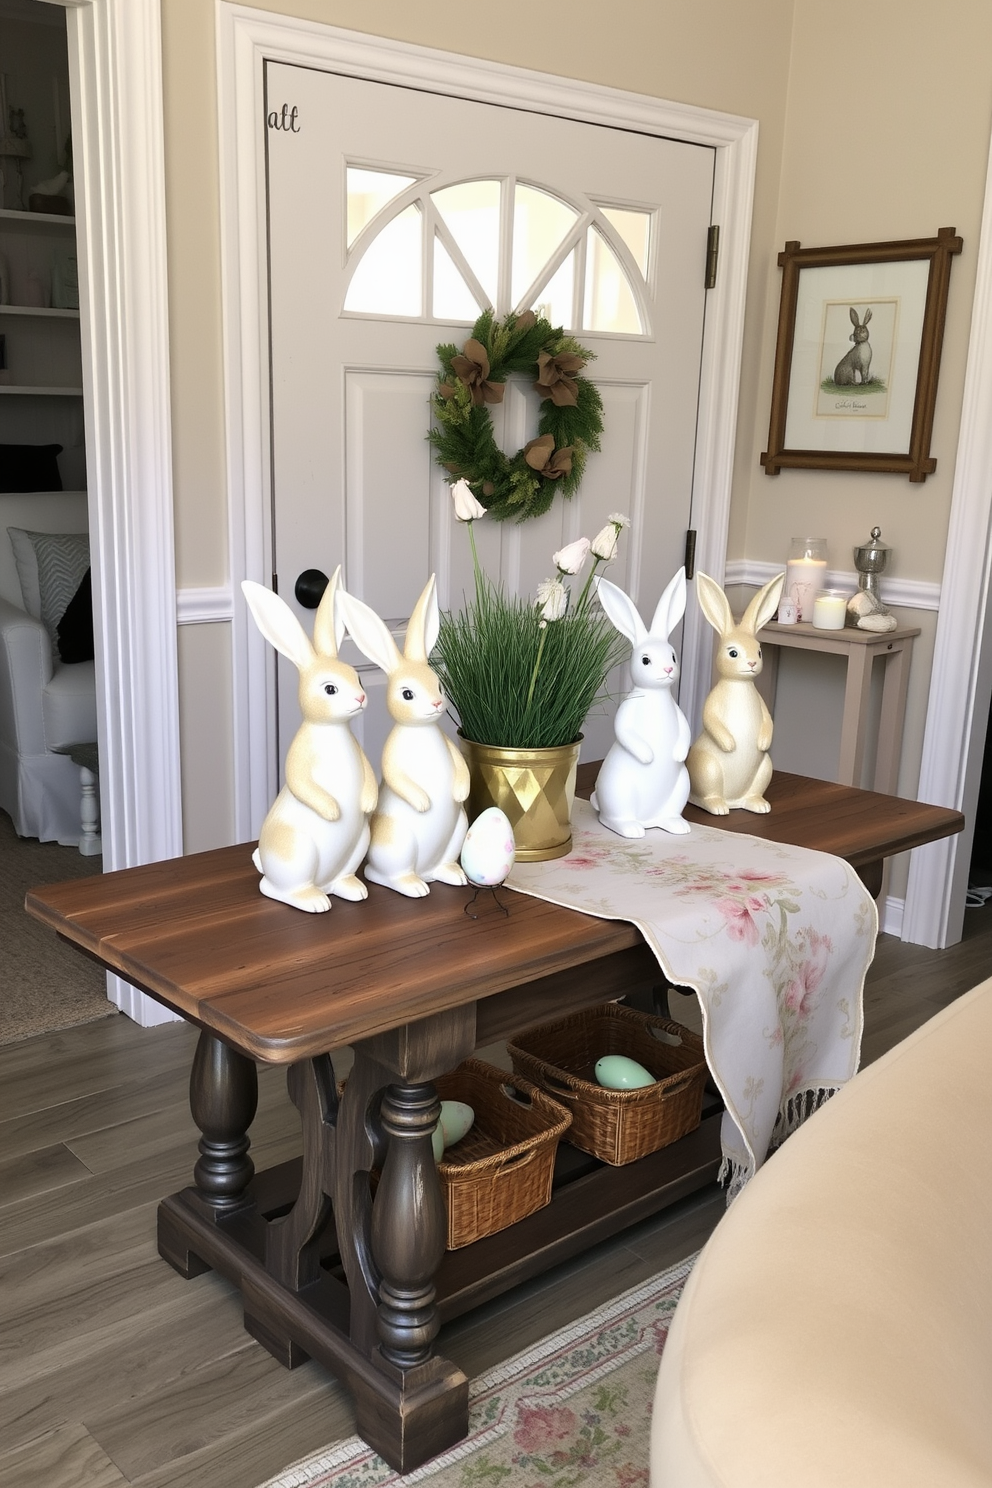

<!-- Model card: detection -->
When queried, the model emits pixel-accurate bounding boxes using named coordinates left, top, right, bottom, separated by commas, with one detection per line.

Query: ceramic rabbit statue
left=241, top=568, right=377, bottom=912
left=591, top=568, right=692, bottom=836
left=686, top=570, right=785, bottom=815
left=337, top=575, right=470, bottom=897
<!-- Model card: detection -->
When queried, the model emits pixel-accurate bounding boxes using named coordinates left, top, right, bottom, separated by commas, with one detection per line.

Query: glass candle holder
left=784, top=537, right=827, bottom=622
left=812, top=590, right=849, bottom=630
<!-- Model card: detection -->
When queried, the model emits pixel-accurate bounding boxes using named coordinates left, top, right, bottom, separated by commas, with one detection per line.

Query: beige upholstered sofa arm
left=651, top=975, right=992, bottom=1487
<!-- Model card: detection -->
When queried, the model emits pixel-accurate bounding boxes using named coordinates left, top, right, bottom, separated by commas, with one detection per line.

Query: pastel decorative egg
left=432, top=1100, right=475, bottom=1161
left=594, top=1055, right=656, bottom=1090
left=460, top=807, right=516, bottom=886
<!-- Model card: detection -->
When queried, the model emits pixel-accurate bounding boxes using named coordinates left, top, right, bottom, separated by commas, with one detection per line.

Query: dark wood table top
left=25, top=771, right=962, bottom=1064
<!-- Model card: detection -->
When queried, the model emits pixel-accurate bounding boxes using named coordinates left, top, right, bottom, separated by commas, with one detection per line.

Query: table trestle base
left=157, top=1027, right=723, bottom=1473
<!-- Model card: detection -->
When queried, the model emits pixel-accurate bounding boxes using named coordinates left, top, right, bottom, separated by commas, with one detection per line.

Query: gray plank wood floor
left=2, top=911, right=990, bottom=1488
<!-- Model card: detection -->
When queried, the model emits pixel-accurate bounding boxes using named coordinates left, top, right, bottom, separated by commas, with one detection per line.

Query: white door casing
left=54, top=0, right=181, bottom=1025
left=264, top=63, right=714, bottom=769
left=902, top=122, right=992, bottom=949
left=217, top=5, right=759, bottom=839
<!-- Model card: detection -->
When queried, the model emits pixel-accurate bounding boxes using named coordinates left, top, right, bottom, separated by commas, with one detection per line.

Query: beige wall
left=160, top=0, right=992, bottom=863
left=742, top=0, right=992, bottom=583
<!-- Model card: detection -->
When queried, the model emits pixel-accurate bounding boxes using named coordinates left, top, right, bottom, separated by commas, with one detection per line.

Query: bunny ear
left=311, top=565, right=344, bottom=659
left=740, top=571, right=786, bottom=635
left=694, top=572, right=734, bottom=636
left=404, top=575, right=439, bottom=661
left=849, top=306, right=860, bottom=326
left=595, top=576, right=646, bottom=644
left=242, top=579, right=315, bottom=672
left=649, top=567, right=687, bottom=640
left=863, top=307, right=872, bottom=324
left=337, top=590, right=402, bottom=674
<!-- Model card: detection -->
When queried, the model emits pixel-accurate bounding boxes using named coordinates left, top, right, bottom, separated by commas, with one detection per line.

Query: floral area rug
left=256, top=1254, right=695, bottom=1488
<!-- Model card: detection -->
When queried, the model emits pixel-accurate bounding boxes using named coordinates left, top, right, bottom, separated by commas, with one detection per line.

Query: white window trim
left=60, top=0, right=181, bottom=1024
left=217, top=4, right=758, bottom=840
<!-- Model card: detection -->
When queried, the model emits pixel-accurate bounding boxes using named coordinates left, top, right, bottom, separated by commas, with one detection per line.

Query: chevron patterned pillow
left=7, top=526, right=91, bottom=654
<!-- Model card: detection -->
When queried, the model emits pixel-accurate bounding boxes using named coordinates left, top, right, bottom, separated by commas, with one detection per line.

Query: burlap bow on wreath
left=430, top=309, right=604, bottom=522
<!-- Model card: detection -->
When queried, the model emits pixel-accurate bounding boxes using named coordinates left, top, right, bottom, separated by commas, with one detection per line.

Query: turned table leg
left=158, top=1030, right=258, bottom=1277
left=346, top=1009, right=476, bottom=1471
left=372, top=1080, right=447, bottom=1367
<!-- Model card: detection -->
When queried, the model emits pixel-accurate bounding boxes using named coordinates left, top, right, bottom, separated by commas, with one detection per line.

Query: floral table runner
left=506, top=799, right=877, bottom=1195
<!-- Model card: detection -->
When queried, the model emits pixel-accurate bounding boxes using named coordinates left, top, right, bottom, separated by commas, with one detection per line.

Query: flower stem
left=523, top=625, right=548, bottom=719
left=574, top=556, right=604, bottom=616
left=468, top=519, right=483, bottom=607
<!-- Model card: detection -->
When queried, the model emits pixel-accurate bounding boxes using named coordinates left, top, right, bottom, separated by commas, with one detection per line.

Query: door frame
left=216, top=4, right=759, bottom=837
left=57, top=0, right=181, bottom=1021
left=902, top=126, right=992, bottom=949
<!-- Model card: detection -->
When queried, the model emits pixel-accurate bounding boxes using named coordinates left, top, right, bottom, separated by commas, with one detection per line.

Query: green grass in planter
left=434, top=587, right=628, bottom=750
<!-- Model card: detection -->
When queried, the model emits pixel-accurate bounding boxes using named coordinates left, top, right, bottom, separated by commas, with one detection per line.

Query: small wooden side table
left=757, top=620, right=921, bottom=794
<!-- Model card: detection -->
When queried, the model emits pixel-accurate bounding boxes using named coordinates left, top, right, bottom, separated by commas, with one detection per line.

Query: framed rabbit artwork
left=761, top=228, right=962, bottom=483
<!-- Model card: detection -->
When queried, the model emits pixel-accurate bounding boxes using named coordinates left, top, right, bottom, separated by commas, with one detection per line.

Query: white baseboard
left=880, top=895, right=904, bottom=938
left=108, top=972, right=181, bottom=1025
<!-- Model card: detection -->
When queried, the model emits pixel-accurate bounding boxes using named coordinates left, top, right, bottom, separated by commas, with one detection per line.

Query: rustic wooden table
left=24, top=771, right=962, bottom=1473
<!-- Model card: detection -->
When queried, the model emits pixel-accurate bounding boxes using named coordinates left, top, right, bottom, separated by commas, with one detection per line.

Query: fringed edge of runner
left=771, top=1085, right=840, bottom=1148
left=718, top=1155, right=754, bottom=1202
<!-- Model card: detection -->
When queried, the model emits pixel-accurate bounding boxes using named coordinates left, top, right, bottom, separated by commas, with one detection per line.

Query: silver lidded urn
left=846, top=525, right=897, bottom=632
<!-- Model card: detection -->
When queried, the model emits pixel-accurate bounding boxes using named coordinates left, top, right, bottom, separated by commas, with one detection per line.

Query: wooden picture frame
left=761, top=227, right=962, bottom=482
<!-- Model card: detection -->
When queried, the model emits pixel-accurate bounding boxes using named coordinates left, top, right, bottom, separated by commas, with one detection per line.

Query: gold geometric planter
left=459, top=736, right=582, bottom=862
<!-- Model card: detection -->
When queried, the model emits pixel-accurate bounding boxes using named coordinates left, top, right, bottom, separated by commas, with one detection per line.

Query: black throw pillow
left=57, top=567, right=94, bottom=663
left=0, top=443, right=63, bottom=492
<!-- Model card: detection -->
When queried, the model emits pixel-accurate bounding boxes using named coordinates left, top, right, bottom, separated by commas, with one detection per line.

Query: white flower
left=608, top=512, right=630, bottom=528
left=590, top=522, right=620, bottom=561
left=536, top=577, right=567, bottom=622
left=553, top=536, right=591, bottom=575
left=450, top=479, right=487, bottom=522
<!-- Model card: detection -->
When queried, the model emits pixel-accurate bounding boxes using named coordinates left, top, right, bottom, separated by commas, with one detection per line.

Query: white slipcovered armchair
left=0, top=511, right=97, bottom=845
left=0, top=596, right=97, bottom=843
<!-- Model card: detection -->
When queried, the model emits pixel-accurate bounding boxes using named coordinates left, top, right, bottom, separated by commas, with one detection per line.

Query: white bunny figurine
left=337, top=576, right=470, bottom=897
left=241, top=568, right=377, bottom=912
left=686, top=571, right=785, bottom=815
left=591, top=568, right=692, bottom=837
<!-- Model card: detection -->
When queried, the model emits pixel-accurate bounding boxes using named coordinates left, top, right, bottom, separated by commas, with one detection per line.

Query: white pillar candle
left=784, top=557, right=827, bottom=621
left=812, top=592, right=848, bottom=630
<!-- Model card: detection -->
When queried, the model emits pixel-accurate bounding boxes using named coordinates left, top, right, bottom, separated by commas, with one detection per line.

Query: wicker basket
left=507, top=1003, right=706, bottom=1166
left=434, top=1058, right=572, bottom=1250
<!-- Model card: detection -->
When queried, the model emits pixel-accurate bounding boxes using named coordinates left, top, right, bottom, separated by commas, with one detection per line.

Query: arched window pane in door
left=433, top=235, right=482, bottom=321
left=600, top=206, right=652, bottom=277
left=530, top=250, right=576, bottom=329
left=346, top=167, right=418, bottom=247
left=583, top=227, right=643, bottom=333
left=345, top=203, right=423, bottom=315
left=431, top=181, right=501, bottom=307
left=511, top=184, right=578, bottom=307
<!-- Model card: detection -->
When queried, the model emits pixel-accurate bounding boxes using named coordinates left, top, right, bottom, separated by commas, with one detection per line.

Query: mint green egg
left=433, top=1100, right=475, bottom=1161
left=594, top=1054, right=655, bottom=1090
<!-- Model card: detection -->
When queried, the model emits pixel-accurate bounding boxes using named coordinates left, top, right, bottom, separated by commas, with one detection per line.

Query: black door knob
left=295, top=569, right=329, bottom=609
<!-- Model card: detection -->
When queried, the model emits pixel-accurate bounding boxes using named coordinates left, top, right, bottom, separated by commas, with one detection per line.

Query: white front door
left=264, top=62, right=714, bottom=767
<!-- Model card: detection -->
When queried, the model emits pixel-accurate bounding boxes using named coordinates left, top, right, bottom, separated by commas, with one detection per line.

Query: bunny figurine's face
left=631, top=640, right=679, bottom=690
left=388, top=660, right=446, bottom=725
left=716, top=636, right=762, bottom=680
left=299, top=660, right=367, bottom=722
